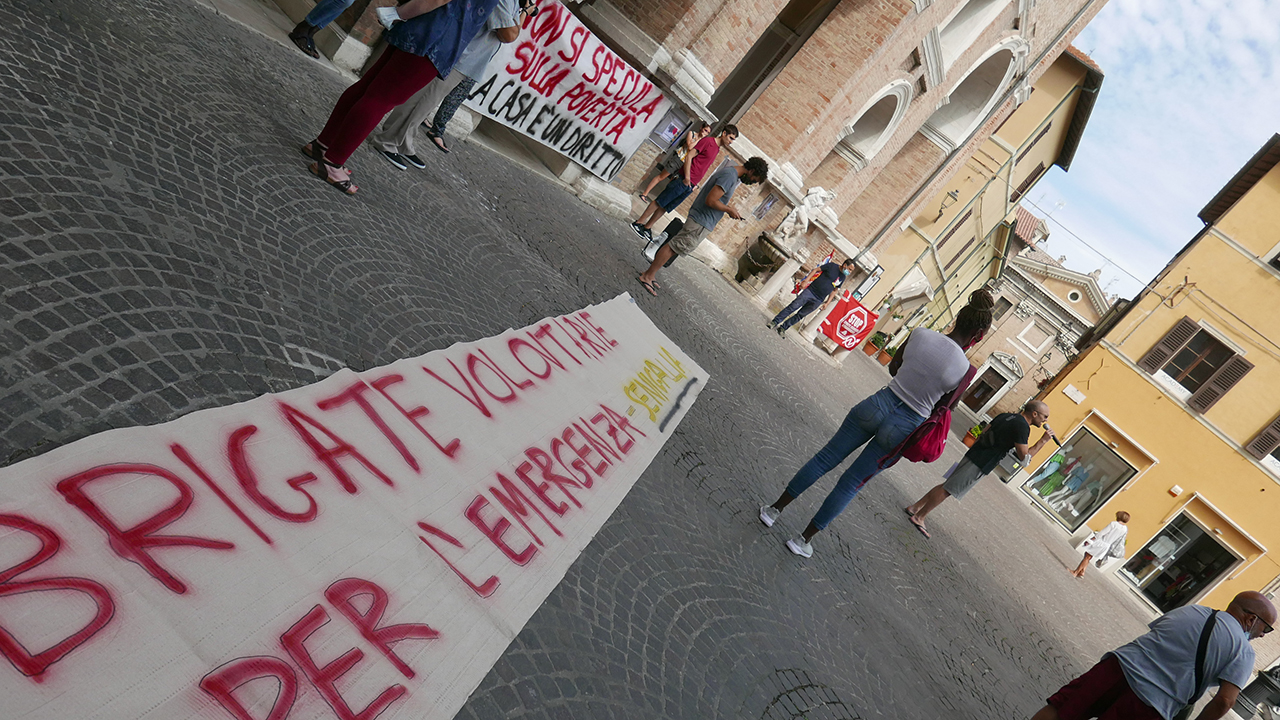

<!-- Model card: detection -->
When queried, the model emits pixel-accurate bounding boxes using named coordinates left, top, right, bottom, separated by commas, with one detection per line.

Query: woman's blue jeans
left=305, top=0, right=355, bottom=29
left=785, top=387, right=925, bottom=530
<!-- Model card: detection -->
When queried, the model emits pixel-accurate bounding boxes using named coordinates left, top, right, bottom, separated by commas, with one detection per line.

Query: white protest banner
left=0, top=294, right=705, bottom=720
left=464, top=0, right=672, bottom=181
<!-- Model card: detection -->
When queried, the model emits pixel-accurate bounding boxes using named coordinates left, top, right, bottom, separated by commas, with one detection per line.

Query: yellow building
left=858, top=47, right=1103, bottom=342
left=1026, top=134, right=1280, bottom=614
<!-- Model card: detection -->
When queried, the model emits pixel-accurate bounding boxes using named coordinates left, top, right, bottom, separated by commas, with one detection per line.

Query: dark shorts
left=1047, top=655, right=1162, bottom=720
left=941, top=457, right=986, bottom=500
left=655, top=179, right=694, bottom=211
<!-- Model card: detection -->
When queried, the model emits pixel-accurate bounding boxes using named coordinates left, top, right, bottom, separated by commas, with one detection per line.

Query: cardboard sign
left=0, top=295, right=705, bottom=720
left=821, top=292, right=879, bottom=350
left=464, top=1, right=671, bottom=181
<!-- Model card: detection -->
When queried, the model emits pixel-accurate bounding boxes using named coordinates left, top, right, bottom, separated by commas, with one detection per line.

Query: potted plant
left=863, top=331, right=887, bottom=356
left=962, top=422, right=985, bottom=447
left=877, top=344, right=896, bottom=366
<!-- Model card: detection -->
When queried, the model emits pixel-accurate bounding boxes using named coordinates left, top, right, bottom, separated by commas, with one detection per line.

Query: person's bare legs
left=906, top=484, right=950, bottom=522
left=639, top=245, right=675, bottom=285
left=1030, top=705, right=1060, bottom=720
left=640, top=170, right=669, bottom=198
left=634, top=201, right=664, bottom=228
left=1072, top=553, right=1092, bottom=578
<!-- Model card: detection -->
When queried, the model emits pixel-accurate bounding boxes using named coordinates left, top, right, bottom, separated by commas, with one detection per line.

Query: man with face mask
left=1030, top=590, right=1276, bottom=720
left=768, top=258, right=856, bottom=336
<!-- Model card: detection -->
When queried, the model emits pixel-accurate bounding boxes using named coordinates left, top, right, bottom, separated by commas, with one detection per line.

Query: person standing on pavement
left=302, top=0, right=500, bottom=195
left=635, top=156, right=768, bottom=296
left=637, top=121, right=711, bottom=203
left=1073, top=511, right=1129, bottom=578
left=759, top=289, right=996, bottom=558
left=288, top=0, right=354, bottom=59
left=903, top=400, right=1056, bottom=538
left=369, top=0, right=520, bottom=169
left=630, top=126, right=738, bottom=242
left=1030, top=591, right=1275, bottom=720
left=768, top=258, right=855, bottom=336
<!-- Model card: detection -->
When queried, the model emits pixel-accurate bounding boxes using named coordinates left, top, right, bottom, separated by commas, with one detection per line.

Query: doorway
left=1121, top=513, right=1240, bottom=613
left=962, top=366, right=1008, bottom=412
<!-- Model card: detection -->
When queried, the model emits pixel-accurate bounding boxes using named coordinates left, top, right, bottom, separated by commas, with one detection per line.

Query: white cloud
left=1031, top=0, right=1280, bottom=299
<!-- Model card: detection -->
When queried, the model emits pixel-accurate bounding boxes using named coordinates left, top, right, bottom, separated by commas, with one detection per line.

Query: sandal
left=302, top=141, right=352, bottom=175
left=637, top=276, right=658, bottom=297
left=308, top=161, right=358, bottom=195
left=908, top=516, right=930, bottom=539
left=427, top=133, right=450, bottom=154
left=288, top=30, right=320, bottom=59
left=639, top=193, right=650, bottom=202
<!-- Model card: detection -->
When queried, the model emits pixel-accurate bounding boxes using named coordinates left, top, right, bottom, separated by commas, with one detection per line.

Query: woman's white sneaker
left=786, top=536, right=813, bottom=558
left=759, top=505, right=780, bottom=527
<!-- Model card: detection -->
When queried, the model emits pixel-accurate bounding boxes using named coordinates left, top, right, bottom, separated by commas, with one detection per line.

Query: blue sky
left=1025, top=0, right=1280, bottom=299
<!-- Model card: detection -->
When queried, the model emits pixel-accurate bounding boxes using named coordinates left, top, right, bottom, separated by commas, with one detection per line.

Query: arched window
left=938, top=0, right=1013, bottom=69
left=833, top=80, right=913, bottom=171
left=921, top=39, right=1025, bottom=152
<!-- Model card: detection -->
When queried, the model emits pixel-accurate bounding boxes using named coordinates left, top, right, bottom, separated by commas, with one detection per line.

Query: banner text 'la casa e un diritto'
left=0, top=294, right=704, bottom=720
left=464, top=0, right=672, bottom=182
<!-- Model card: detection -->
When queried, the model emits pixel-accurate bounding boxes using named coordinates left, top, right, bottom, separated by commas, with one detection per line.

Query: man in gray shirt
left=1031, top=591, right=1275, bottom=720
left=636, top=156, right=768, bottom=296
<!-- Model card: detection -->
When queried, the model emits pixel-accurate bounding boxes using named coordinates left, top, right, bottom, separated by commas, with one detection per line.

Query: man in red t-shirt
left=630, top=124, right=739, bottom=241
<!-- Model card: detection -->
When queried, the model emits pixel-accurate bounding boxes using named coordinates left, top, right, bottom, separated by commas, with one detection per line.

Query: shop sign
left=465, top=1, right=672, bottom=181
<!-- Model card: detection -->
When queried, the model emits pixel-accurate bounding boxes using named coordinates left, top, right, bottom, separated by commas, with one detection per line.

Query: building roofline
left=1055, top=47, right=1104, bottom=172
left=1009, top=255, right=1108, bottom=314
left=1005, top=264, right=1096, bottom=328
left=1198, top=133, right=1280, bottom=225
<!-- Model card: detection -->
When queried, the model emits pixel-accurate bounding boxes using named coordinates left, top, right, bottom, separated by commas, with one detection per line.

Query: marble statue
left=775, top=187, right=836, bottom=246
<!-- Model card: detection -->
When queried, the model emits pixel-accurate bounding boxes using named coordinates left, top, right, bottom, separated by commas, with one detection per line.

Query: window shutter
left=1188, top=355, right=1254, bottom=413
left=1245, top=414, right=1280, bottom=460
left=1137, top=316, right=1200, bottom=374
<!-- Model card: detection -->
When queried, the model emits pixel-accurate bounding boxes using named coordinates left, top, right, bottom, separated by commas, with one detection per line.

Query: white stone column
left=799, top=298, right=838, bottom=341
left=756, top=258, right=802, bottom=308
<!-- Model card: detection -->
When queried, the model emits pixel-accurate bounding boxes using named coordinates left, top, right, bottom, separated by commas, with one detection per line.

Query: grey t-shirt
left=686, top=163, right=740, bottom=230
left=1111, top=605, right=1254, bottom=720
left=453, top=0, right=519, bottom=80
left=887, top=328, right=971, bottom=416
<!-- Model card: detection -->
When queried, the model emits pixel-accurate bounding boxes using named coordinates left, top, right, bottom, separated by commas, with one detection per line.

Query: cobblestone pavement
left=0, top=0, right=1155, bottom=718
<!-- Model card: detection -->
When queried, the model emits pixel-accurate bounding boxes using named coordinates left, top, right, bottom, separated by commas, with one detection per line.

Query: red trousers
left=316, top=46, right=440, bottom=164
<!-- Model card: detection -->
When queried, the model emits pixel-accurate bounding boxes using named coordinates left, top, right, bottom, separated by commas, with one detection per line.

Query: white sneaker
left=786, top=536, right=813, bottom=558
left=759, top=505, right=780, bottom=527
left=376, top=6, right=400, bottom=29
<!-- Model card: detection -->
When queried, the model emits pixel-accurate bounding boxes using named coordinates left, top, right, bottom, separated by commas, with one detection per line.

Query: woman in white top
left=1073, top=511, right=1129, bottom=577
left=760, top=289, right=996, bottom=558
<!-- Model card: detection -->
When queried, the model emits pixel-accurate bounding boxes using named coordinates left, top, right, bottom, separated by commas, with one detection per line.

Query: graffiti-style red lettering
left=200, top=656, right=298, bottom=720
left=324, top=578, right=440, bottom=679
left=576, top=419, right=621, bottom=465
left=280, top=402, right=395, bottom=493
left=508, top=337, right=555, bottom=379
left=601, top=403, right=646, bottom=445
left=370, top=374, right=461, bottom=459
left=515, top=460, right=569, bottom=515
left=489, top=472, right=562, bottom=543
left=56, top=463, right=234, bottom=594
left=564, top=426, right=607, bottom=478
left=466, top=352, right=519, bottom=403
left=465, top=496, right=536, bottom=565
left=578, top=311, right=617, bottom=347
left=563, top=317, right=609, bottom=357
left=172, top=442, right=274, bottom=544
left=227, top=424, right=320, bottom=523
left=281, top=605, right=405, bottom=720
left=527, top=445, right=588, bottom=499
left=551, top=437, right=591, bottom=486
left=416, top=522, right=499, bottom=598
left=318, top=381, right=420, bottom=473
left=422, top=358, right=493, bottom=418
left=0, top=515, right=115, bottom=680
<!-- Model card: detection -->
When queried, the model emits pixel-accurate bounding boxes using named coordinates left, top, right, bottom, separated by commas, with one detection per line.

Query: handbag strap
left=1188, top=610, right=1218, bottom=706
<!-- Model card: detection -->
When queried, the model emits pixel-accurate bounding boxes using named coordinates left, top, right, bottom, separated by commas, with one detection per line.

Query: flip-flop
left=903, top=507, right=916, bottom=517
left=637, top=276, right=657, bottom=296
left=639, top=193, right=650, bottom=202
left=428, top=134, right=450, bottom=154
left=908, top=516, right=930, bottom=539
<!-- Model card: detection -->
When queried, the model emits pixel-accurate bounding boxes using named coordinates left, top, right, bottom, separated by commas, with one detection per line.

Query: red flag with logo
left=820, top=292, right=879, bottom=350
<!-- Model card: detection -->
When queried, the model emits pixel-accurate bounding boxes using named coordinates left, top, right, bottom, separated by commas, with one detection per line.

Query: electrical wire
left=1022, top=198, right=1149, bottom=285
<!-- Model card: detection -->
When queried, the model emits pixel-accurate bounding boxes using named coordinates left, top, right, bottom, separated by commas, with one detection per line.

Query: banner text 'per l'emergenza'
left=0, top=294, right=704, bottom=720
left=464, top=0, right=672, bottom=182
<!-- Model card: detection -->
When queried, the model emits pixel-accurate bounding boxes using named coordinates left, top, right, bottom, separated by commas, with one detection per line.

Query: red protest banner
left=821, top=293, right=879, bottom=350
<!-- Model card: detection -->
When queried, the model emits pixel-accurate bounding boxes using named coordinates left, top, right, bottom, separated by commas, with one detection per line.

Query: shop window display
left=1022, top=428, right=1136, bottom=531
left=1121, top=513, right=1239, bottom=612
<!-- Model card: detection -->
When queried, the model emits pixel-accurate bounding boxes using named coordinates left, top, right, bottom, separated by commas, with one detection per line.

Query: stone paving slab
left=0, top=0, right=1155, bottom=717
